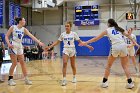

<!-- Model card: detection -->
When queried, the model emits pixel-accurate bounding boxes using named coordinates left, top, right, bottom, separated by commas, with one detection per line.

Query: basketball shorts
left=63, top=48, right=76, bottom=57
left=110, top=42, right=128, bottom=57
left=127, top=47, right=135, bottom=56
left=9, top=41, right=23, bottom=55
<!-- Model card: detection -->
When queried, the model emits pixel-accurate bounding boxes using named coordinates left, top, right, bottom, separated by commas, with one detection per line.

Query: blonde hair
left=66, top=21, right=73, bottom=27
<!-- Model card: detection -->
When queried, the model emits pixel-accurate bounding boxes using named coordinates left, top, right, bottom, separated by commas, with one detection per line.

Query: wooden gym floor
left=0, top=56, right=140, bottom=93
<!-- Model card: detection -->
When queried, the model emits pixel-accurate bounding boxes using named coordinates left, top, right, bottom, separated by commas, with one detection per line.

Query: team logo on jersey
left=15, top=30, right=24, bottom=34
left=64, top=38, right=73, bottom=40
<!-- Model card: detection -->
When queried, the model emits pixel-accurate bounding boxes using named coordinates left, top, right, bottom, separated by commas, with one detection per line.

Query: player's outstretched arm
left=24, top=28, right=45, bottom=46
left=79, top=31, right=107, bottom=46
left=77, top=40, right=94, bottom=51
left=46, top=40, right=60, bottom=50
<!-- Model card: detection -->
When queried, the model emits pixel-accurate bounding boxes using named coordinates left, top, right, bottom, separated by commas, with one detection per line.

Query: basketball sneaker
left=101, top=81, right=108, bottom=88
left=25, top=79, right=32, bottom=85
left=8, top=79, right=16, bottom=86
left=72, top=77, right=77, bottom=83
left=61, top=79, right=67, bottom=86
left=126, top=82, right=134, bottom=89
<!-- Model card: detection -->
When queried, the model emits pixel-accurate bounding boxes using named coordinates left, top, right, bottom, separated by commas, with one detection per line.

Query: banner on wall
left=0, top=0, right=3, bottom=26
left=75, top=20, right=99, bottom=26
left=9, top=2, right=21, bottom=26
left=9, top=2, right=15, bottom=26
left=15, top=4, right=21, bottom=17
left=22, top=35, right=35, bottom=45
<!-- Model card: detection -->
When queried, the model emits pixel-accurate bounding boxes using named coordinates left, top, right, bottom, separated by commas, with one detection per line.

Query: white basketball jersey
left=12, top=25, right=24, bottom=43
left=124, top=34, right=136, bottom=45
left=58, top=31, right=80, bottom=48
left=106, top=27, right=125, bottom=45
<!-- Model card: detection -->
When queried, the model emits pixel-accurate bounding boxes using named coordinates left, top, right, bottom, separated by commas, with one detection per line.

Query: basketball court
left=0, top=57, right=140, bottom=93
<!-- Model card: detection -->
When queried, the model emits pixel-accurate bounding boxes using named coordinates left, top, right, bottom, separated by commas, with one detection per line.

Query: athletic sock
left=127, top=78, right=132, bottom=84
left=63, top=77, right=66, bottom=80
left=8, top=76, right=13, bottom=80
left=25, top=76, right=29, bottom=80
left=103, top=77, right=108, bottom=83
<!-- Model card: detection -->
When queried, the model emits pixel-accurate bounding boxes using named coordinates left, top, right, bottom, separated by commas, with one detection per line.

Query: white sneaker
left=8, top=79, right=16, bottom=86
left=126, top=82, right=134, bottom=89
left=25, top=79, right=32, bottom=85
left=61, top=80, right=67, bottom=86
left=72, top=77, right=77, bottom=83
left=101, top=81, right=108, bottom=88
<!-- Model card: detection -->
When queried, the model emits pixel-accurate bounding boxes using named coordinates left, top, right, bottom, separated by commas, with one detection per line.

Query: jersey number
left=18, top=34, right=22, bottom=39
left=67, top=41, right=70, bottom=45
left=112, top=30, right=119, bottom=35
left=127, top=39, right=131, bottom=44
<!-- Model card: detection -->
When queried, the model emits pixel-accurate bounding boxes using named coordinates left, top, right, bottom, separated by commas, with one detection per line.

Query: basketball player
left=5, top=17, right=44, bottom=86
left=79, top=19, right=139, bottom=89
left=124, top=28, right=138, bottom=73
left=0, top=34, right=5, bottom=83
left=46, top=21, right=94, bottom=86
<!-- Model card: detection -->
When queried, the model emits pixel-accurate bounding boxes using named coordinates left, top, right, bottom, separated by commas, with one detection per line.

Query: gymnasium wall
left=32, top=12, right=44, bottom=25
left=24, top=6, right=63, bottom=55
left=27, top=25, right=61, bottom=56
left=31, top=6, right=63, bottom=25
left=43, top=6, right=63, bottom=25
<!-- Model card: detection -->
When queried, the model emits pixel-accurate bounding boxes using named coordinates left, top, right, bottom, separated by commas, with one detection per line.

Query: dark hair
left=108, top=19, right=125, bottom=33
left=14, top=17, right=23, bottom=24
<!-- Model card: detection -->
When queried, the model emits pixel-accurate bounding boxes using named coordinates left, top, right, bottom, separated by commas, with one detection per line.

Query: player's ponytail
left=108, top=19, right=125, bottom=33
